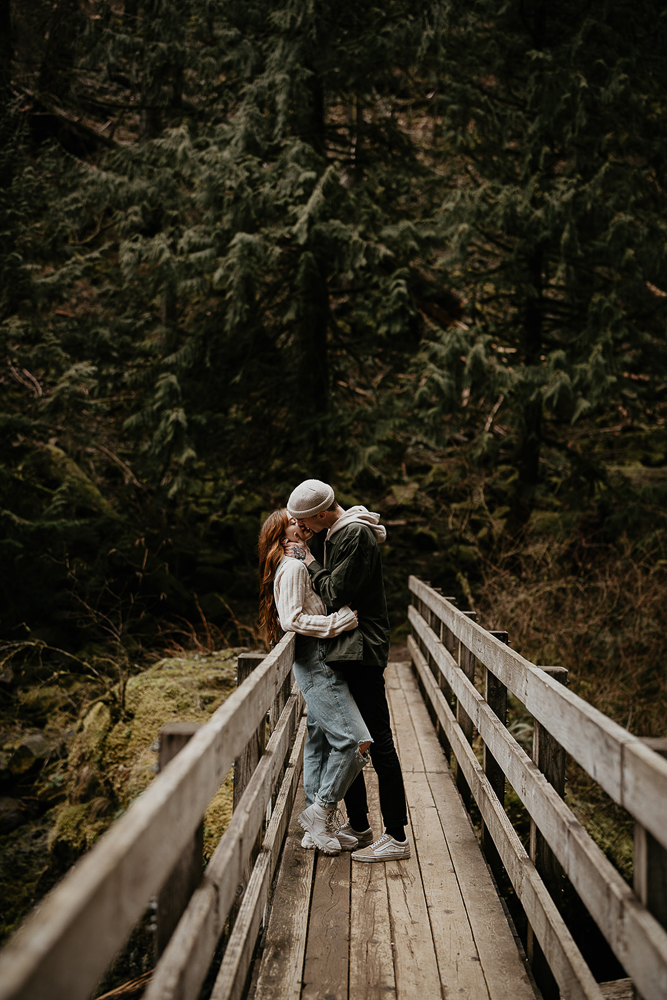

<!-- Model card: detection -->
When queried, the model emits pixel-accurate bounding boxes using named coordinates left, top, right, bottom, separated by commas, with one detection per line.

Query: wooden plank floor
left=249, top=662, right=537, bottom=1000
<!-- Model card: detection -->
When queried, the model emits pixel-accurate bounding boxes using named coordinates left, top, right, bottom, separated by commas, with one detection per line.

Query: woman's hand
left=341, top=606, right=358, bottom=630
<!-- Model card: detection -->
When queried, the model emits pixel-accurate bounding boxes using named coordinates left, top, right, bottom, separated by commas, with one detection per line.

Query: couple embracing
left=258, top=479, right=409, bottom=862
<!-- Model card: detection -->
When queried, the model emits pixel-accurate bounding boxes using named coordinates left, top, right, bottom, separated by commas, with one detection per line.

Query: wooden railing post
left=455, top=611, right=477, bottom=810
left=232, top=652, right=267, bottom=913
left=482, top=630, right=509, bottom=884
left=156, top=722, right=203, bottom=957
left=430, top=588, right=456, bottom=764
left=267, top=651, right=296, bottom=821
left=233, top=652, right=268, bottom=812
left=439, top=598, right=458, bottom=730
left=416, top=588, right=428, bottom=665
left=527, top=665, right=568, bottom=1000
left=635, top=737, right=667, bottom=931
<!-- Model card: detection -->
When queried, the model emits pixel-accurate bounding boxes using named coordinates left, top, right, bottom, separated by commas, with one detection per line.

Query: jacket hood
left=326, top=506, right=387, bottom=543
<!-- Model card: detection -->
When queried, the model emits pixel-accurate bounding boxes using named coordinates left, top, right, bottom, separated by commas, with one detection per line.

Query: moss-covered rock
left=1, top=649, right=242, bottom=943
left=7, top=732, right=54, bottom=775
left=48, top=801, right=110, bottom=863
left=48, top=650, right=238, bottom=859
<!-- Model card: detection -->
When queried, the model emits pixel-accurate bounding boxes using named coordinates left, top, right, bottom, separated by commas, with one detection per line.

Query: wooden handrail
left=410, top=576, right=667, bottom=852
left=144, top=683, right=304, bottom=1000
left=409, top=633, right=603, bottom=1000
left=408, top=578, right=667, bottom=1000
left=0, top=633, right=297, bottom=1000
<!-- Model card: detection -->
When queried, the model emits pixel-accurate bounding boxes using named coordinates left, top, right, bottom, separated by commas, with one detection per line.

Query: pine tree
left=415, top=0, right=667, bottom=525
left=90, top=0, right=444, bottom=484
left=1, top=0, right=449, bottom=637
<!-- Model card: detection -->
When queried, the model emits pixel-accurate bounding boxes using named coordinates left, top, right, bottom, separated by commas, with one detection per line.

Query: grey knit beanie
left=287, top=479, right=335, bottom=519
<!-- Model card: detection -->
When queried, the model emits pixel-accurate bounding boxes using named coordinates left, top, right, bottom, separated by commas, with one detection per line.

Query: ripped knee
left=358, top=740, right=371, bottom=756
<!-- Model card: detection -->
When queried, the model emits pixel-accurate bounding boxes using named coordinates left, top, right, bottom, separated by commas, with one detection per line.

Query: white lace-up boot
left=301, top=811, right=362, bottom=850
left=326, top=809, right=358, bottom=850
left=298, top=802, right=341, bottom=854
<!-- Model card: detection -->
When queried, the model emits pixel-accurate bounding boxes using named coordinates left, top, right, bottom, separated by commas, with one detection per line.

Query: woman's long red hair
left=258, top=508, right=290, bottom=646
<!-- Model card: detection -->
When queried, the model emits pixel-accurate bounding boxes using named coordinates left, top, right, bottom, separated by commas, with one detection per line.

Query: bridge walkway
left=248, top=661, right=537, bottom=1000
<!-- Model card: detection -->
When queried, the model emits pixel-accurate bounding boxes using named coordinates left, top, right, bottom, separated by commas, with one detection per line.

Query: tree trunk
left=304, top=61, right=326, bottom=158
left=519, top=245, right=544, bottom=485
left=37, top=0, right=82, bottom=104
left=139, top=0, right=161, bottom=141
left=171, top=62, right=184, bottom=113
left=348, top=96, right=365, bottom=184
left=161, top=280, right=178, bottom=352
left=507, top=0, right=548, bottom=532
left=0, top=0, right=12, bottom=107
left=295, top=250, right=330, bottom=474
left=508, top=245, right=544, bottom=532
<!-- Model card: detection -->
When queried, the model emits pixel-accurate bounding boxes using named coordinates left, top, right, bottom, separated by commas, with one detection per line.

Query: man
left=286, top=478, right=409, bottom=862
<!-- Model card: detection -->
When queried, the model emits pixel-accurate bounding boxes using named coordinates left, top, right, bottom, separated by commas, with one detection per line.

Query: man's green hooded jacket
left=307, top=506, right=390, bottom=666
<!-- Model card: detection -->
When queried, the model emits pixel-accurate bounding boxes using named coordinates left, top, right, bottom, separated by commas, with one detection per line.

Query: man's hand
left=283, top=539, right=315, bottom=567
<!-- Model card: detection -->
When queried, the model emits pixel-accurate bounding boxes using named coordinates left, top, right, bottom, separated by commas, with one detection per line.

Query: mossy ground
left=0, top=649, right=242, bottom=944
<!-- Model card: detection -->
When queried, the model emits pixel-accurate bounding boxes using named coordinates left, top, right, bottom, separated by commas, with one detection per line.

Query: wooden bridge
left=1, top=577, right=667, bottom=1000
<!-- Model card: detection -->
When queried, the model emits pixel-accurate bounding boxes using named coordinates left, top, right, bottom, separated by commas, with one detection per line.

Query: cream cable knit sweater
left=273, top=557, right=357, bottom=638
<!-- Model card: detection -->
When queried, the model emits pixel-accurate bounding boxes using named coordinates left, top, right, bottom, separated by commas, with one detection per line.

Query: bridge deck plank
left=392, top=661, right=537, bottom=1000
left=250, top=660, right=537, bottom=1000
left=349, top=770, right=396, bottom=1000
left=302, top=851, right=351, bottom=1000
left=251, top=786, right=315, bottom=1000
left=388, top=663, right=492, bottom=1000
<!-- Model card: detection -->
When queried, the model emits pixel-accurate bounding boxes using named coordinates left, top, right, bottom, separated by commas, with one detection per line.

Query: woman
left=259, top=509, right=372, bottom=854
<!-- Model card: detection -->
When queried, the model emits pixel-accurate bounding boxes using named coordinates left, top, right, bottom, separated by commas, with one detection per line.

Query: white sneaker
left=338, top=821, right=373, bottom=848
left=298, top=802, right=341, bottom=854
left=334, top=826, right=359, bottom=851
left=301, top=831, right=315, bottom=849
left=352, top=832, right=410, bottom=863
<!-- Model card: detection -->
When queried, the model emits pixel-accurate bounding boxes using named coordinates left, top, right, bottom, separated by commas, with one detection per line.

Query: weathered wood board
left=302, top=851, right=351, bottom=1000
left=211, top=714, right=308, bottom=1000
left=389, top=661, right=537, bottom=1000
left=409, top=637, right=605, bottom=1000
left=145, top=687, right=303, bottom=1000
left=387, top=666, right=492, bottom=1000
left=251, top=786, right=315, bottom=1000
left=409, top=610, right=667, bottom=1000
left=349, top=771, right=396, bottom=1000
left=409, top=577, right=667, bottom=856
left=0, top=634, right=296, bottom=1000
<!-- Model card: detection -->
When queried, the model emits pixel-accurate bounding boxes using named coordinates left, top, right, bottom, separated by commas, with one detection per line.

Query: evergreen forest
left=1, top=0, right=667, bottom=985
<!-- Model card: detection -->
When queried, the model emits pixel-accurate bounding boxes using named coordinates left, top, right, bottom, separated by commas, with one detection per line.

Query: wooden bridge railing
left=0, top=633, right=302, bottom=1000
left=408, top=575, right=667, bottom=1000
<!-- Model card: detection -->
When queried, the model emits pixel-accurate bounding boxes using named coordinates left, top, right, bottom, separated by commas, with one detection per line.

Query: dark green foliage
left=0, top=0, right=443, bottom=647
left=413, top=0, right=667, bottom=525
left=1, top=0, right=666, bottom=652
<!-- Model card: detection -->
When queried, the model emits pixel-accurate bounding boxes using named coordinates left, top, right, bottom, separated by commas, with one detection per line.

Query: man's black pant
left=338, top=662, right=408, bottom=830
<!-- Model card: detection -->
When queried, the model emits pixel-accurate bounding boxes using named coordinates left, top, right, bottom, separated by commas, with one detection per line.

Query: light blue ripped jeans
left=292, top=636, right=372, bottom=809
